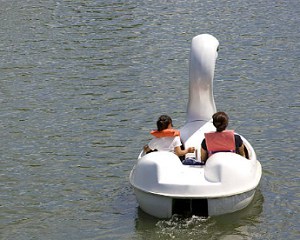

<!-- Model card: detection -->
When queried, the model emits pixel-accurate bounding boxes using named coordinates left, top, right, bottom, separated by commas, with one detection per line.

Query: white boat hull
left=130, top=149, right=261, bottom=218
left=133, top=187, right=256, bottom=218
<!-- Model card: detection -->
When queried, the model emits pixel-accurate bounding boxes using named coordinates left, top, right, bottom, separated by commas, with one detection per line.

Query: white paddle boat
left=129, top=34, right=262, bottom=218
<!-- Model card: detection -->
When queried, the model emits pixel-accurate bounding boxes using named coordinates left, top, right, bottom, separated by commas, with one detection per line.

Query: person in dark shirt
left=201, top=112, right=245, bottom=162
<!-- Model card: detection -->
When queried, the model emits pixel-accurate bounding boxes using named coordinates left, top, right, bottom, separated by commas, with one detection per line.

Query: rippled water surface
left=1, top=1, right=299, bottom=239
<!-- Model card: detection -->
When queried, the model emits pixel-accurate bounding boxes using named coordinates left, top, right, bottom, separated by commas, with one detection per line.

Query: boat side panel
left=134, top=188, right=172, bottom=219
left=208, top=189, right=256, bottom=216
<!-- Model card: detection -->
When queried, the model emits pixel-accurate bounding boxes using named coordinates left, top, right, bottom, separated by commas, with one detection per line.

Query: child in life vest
left=201, top=112, right=246, bottom=162
left=143, top=115, right=195, bottom=157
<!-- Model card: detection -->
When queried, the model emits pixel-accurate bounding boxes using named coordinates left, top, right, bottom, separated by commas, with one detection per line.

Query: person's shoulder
left=234, top=134, right=242, bottom=139
left=201, top=138, right=206, bottom=148
left=174, top=135, right=181, bottom=142
left=234, top=134, right=243, bottom=145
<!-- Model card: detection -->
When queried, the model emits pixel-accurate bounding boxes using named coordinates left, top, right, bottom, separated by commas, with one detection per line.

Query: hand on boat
left=143, top=144, right=151, bottom=153
left=187, top=147, right=195, bottom=153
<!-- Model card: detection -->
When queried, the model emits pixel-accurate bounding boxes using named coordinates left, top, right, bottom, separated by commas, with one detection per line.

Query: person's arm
left=238, top=144, right=246, bottom=157
left=143, top=144, right=157, bottom=154
left=200, top=139, right=208, bottom=162
left=174, top=146, right=195, bottom=157
left=201, top=147, right=208, bottom=162
left=235, top=135, right=246, bottom=157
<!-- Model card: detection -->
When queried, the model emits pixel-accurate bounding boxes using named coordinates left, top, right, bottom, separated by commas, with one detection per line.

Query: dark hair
left=212, top=112, right=228, bottom=132
left=157, top=115, right=173, bottom=131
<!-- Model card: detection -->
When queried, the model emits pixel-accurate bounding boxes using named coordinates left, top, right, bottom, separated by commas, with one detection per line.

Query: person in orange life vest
left=143, top=115, right=195, bottom=157
left=201, top=112, right=246, bottom=162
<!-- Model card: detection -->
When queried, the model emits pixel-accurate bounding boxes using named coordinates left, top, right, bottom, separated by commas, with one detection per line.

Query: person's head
left=157, top=115, right=173, bottom=131
left=212, top=111, right=229, bottom=132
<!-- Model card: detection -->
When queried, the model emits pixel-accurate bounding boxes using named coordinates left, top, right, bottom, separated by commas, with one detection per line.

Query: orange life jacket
left=150, top=129, right=180, bottom=138
left=204, top=130, right=235, bottom=156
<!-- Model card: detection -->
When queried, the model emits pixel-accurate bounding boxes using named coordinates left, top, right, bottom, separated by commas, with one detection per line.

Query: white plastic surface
left=130, top=151, right=261, bottom=198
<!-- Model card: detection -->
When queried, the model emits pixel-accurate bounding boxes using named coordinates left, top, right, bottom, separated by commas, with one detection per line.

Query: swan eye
left=217, top=46, right=219, bottom=52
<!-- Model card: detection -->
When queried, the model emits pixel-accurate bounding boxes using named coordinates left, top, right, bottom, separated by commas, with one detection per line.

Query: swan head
left=187, top=34, right=219, bottom=122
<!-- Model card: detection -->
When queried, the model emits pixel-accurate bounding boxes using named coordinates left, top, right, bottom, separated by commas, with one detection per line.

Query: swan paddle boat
left=129, top=34, right=262, bottom=218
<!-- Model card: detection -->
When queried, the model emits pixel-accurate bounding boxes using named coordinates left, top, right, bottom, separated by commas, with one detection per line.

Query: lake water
left=1, top=1, right=299, bottom=239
